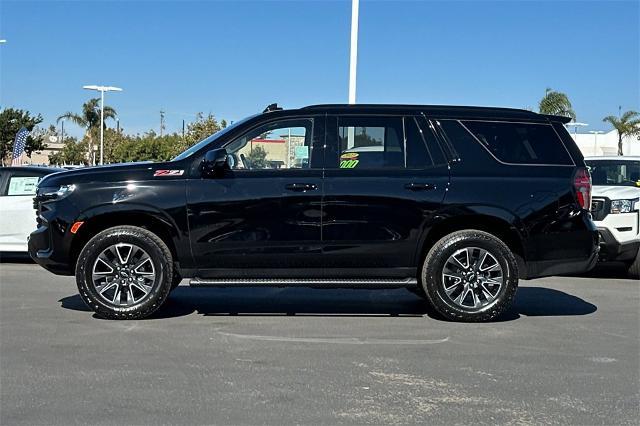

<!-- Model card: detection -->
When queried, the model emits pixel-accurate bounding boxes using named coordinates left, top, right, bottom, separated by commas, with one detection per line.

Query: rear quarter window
left=461, top=121, right=573, bottom=165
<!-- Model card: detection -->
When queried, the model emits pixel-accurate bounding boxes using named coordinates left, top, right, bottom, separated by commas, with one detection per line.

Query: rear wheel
left=75, top=226, right=173, bottom=320
left=421, top=230, right=518, bottom=322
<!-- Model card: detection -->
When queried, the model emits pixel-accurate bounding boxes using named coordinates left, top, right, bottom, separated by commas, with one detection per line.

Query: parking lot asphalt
left=0, top=261, right=638, bottom=425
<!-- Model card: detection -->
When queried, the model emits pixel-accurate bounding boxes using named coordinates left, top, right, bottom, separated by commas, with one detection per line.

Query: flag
left=11, top=127, right=29, bottom=166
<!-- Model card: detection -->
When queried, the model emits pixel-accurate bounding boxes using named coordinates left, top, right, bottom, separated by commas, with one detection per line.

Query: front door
left=322, top=114, right=450, bottom=278
left=186, top=115, right=325, bottom=278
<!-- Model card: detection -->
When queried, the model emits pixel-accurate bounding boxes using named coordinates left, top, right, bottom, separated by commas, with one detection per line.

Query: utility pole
left=60, top=120, right=64, bottom=145
left=160, top=110, right=165, bottom=137
left=182, top=119, right=185, bottom=141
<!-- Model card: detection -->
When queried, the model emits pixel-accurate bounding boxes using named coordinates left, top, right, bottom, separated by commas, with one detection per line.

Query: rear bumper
left=522, top=210, right=600, bottom=279
left=524, top=248, right=599, bottom=279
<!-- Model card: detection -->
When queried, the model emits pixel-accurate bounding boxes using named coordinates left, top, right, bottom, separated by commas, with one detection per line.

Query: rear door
left=0, top=170, right=47, bottom=251
left=321, top=114, right=450, bottom=277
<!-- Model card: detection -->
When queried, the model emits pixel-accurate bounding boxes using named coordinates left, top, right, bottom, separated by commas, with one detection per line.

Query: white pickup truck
left=585, top=156, right=640, bottom=278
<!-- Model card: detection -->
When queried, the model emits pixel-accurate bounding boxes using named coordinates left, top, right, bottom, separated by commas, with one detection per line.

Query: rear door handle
left=285, top=183, right=318, bottom=192
left=405, top=183, right=436, bottom=191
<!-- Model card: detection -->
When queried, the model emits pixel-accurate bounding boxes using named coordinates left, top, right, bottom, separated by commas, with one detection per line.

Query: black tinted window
left=462, top=121, right=573, bottom=165
left=336, top=116, right=404, bottom=169
left=332, top=116, right=445, bottom=169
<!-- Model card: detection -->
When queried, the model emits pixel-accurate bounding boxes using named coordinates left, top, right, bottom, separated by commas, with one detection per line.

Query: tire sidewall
left=76, top=228, right=172, bottom=319
left=422, top=231, right=518, bottom=321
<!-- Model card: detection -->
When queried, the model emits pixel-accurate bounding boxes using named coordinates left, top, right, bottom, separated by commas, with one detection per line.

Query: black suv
left=29, top=104, right=599, bottom=321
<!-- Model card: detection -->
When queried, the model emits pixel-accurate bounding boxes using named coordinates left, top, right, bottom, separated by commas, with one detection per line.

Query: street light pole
left=100, top=89, right=104, bottom=164
left=82, top=85, right=122, bottom=165
left=348, top=0, right=359, bottom=104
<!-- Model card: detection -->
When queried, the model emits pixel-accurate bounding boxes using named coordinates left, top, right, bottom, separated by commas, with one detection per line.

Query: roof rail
left=263, top=103, right=283, bottom=113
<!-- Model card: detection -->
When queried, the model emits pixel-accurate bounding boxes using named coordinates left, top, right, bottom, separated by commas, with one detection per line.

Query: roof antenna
left=263, top=103, right=282, bottom=113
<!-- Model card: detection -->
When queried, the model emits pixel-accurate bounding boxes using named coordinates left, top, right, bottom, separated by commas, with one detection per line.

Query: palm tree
left=603, top=110, right=640, bottom=156
left=539, top=88, right=576, bottom=120
left=57, top=98, right=116, bottom=165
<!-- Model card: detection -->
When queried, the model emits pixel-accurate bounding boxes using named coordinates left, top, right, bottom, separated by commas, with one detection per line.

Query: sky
left=0, top=0, right=638, bottom=139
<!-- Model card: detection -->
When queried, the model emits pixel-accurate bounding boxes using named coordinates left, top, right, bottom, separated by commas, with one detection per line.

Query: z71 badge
left=153, top=169, right=184, bottom=177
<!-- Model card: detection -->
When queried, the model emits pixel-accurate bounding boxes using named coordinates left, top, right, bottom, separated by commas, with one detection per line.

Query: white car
left=585, top=156, right=640, bottom=278
left=0, top=166, right=63, bottom=253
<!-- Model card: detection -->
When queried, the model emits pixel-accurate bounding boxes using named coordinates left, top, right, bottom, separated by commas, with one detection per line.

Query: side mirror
left=201, top=148, right=228, bottom=177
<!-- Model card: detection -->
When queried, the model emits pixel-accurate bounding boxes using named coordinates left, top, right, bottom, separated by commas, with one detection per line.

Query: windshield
left=586, top=160, right=640, bottom=187
left=172, top=115, right=257, bottom=161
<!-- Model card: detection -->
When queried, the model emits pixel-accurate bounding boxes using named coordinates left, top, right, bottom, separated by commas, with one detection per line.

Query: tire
left=75, top=226, right=173, bottom=320
left=420, top=230, right=518, bottom=322
left=627, top=251, right=640, bottom=279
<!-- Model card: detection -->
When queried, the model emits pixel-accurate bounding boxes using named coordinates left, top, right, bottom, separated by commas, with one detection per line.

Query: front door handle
left=405, top=183, right=436, bottom=191
left=285, top=183, right=318, bottom=192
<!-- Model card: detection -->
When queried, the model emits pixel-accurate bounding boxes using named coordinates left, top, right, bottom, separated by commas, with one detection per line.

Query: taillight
left=573, top=167, right=592, bottom=211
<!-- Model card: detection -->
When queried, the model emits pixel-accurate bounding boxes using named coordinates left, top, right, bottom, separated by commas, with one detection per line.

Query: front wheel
left=421, top=230, right=518, bottom=322
left=75, top=226, right=174, bottom=320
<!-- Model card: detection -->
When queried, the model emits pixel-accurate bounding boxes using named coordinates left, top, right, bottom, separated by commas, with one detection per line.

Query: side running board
left=189, top=277, right=418, bottom=288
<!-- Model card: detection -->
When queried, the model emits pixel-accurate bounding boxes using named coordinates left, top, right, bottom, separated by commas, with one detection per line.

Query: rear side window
left=405, top=117, right=445, bottom=168
left=337, top=116, right=404, bottom=169
left=333, top=116, right=443, bottom=169
left=461, top=121, right=573, bottom=165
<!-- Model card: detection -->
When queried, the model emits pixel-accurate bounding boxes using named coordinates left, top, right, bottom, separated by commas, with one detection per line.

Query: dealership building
left=570, top=129, right=640, bottom=157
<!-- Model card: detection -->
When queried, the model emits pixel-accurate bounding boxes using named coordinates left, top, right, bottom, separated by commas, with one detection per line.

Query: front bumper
left=28, top=197, right=78, bottom=276
left=28, top=223, right=74, bottom=275
left=597, top=227, right=640, bottom=262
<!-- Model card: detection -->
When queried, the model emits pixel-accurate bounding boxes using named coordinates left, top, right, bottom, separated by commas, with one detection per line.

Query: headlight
left=610, top=198, right=638, bottom=214
left=41, top=184, right=76, bottom=200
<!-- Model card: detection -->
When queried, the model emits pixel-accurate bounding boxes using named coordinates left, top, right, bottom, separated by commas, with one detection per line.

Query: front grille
left=591, top=197, right=609, bottom=221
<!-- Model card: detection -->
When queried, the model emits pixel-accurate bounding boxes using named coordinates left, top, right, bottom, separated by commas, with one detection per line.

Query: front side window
left=6, top=175, right=41, bottom=196
left=332, top=116, right=440, bottom=169
left=461, top=121, right=573, bottom=165
left=225, top=118, right=313, bottom=170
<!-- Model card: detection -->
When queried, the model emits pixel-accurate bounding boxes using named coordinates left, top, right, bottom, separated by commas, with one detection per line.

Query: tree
left=109, top=131, right=184, bottom=163
left=57, top=98, right=117, bottom=165
left=539, top=88, right=576, bottom=120
left=603, top=110, right=640, bottom=156
left=246, top=145, right=269, bottom=168
left=185, top=113, right=222, bottom=146
left=48, top=136, right=87, bottom=165
left=0, top=108, right=46, bottom=165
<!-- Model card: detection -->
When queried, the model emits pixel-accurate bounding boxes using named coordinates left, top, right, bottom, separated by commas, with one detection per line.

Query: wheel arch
left=69, top=209, right=182, bottom=274
left=417, top=211, right=527, bottom=278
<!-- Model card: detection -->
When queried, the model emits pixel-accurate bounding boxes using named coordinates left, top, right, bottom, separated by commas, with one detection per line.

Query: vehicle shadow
left=569, top=262, right=630, bottom=279
left=0, top=253, right=34, bottom=263
left=59, top=285, right=597, bottom=322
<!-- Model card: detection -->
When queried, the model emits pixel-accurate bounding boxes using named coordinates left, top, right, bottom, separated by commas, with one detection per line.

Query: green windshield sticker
left=340, top=159, right=359, bottom=169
